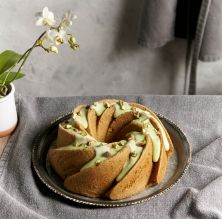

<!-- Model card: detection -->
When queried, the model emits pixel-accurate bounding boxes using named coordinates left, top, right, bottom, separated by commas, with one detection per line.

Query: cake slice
left=129, top=102, right=174, bottom=184
left=96, top=106, right=115, bottom=142
left=73, top=105, right=97, bottom=138
left=129, top=102, right=174, bottom=157
left=57, top=124, right=76, bottom=147
left=57, top=123, right=95, bottom=147
left=106, top=136, right=153, bottom=200
left=149, top=138, right=168, bottom=184
left=64, top=146, right=130, bottom=198
left=48, top=146, right=96, bottom=179
left=87, top=108, right=97, bottom=138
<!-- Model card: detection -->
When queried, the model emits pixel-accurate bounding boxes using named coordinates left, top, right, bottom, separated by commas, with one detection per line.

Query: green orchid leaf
left=0, top=71, right=25, bottom=84
left=0, top=50, right=22, bottom=74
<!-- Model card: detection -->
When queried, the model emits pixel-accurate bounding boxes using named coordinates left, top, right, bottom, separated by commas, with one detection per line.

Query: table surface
left=2, top=95, right=222, bottom=218
left=0, top=136, right=9, bottom=156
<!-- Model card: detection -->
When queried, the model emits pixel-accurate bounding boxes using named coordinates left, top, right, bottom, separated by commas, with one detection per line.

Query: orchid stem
left=0, top=31, right=47, bottom=96
left=7, top=31, right=47, bottom=84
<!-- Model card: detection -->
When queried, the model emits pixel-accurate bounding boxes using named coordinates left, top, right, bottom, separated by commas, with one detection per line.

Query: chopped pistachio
left=134, top=111, right=141, bottom=119
left=95, top=160, right=101, bottom=166
left=102, top=151, right=111, bottom=158
left=88, top=141, right=93, bottom=146
left=137, top=140, right=146, bottom=146
left=156, top=130, right=161, bottom=136
left=142, top=122, right=148, bottom=129
left=130, top=151, right=137, bottom=157
left=128, top=135, right=135, bottom=141
left=65, top=124, right=73, bottom=129
left=73, top=108, right=88, bottom=129
left=89, top=141, right=101, bottom=147
left=118, top=100, right=124, bottom=109
left=118, top=140, right=126, bottom=146
left=111, top=143, right=117, bottom=149
left=104, top=102, right=111, bottom=108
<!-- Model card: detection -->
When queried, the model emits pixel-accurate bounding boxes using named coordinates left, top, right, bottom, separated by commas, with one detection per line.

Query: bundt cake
left=48, top=99, right=174, bottom=200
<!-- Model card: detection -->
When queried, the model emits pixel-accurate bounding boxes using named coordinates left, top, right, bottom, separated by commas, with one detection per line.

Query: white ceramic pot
left=0, top=83, right=17, bottom=137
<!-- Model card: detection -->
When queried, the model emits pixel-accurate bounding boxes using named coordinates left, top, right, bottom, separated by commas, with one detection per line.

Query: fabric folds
left=138, top=0, right=222, bottom=62
left=1, top=95, right=222, bottom=218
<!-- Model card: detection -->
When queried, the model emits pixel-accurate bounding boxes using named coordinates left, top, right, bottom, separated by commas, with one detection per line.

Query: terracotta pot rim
left=0, top=83, right=15, bottom=103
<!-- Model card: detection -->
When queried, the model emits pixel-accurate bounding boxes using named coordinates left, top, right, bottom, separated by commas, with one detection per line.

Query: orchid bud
left=48, top=46, right=58, bottom=54
left=69, top=35, right=76, bottom=44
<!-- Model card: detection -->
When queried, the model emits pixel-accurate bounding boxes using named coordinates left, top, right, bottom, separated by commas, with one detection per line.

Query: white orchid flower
left=36, top=7, right=56, bottom=27
left=42, top=29, right=68, bottom=48
left=50, top=29, right=68, bottom=45
left=60, top=10, right=77, bottom=29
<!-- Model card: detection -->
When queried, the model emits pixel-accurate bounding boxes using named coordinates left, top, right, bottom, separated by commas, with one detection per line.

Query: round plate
left=32, top=112, right=191, bottom=207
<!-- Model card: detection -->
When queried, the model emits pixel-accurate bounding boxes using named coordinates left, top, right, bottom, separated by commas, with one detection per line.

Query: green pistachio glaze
left=143, top=121, right=161, bottom=162
left=113, top=102, right=132, bottom=118
left=131, top=117, right=161, bottom=162
left=73, top=107, right=88, bottom=129
left=81, top=142, right=126, bottom=170
left=64, top=101, right=170, bottom=182
left=116, top=132, right=145, bottom=181
left=57, top=144, right=87, bottom=151
left=91, top=102, right=107, bottom=116
left=64, top=127, right=94, bottom=146
left=135, top=108, right=170, bottom=151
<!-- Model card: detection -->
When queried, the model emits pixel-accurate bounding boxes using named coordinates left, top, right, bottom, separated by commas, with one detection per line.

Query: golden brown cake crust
left=114, top=122, right=143, bottom=141
left=64, top=146, right=131, bottom=197
left=149, top=138, right=168, bottom=184
left=107, top=136, right=153, bottom=200
left=105, top=111, right=135, bottom=143
left=73, top=104, right=87, bottom=113
left=48, top=147, right=96, bottom=179
left=96, top=106, right=115, bottom=142
left=87, top=108, right=97, bottom=138
left=57, top=124, right=76, bottom=147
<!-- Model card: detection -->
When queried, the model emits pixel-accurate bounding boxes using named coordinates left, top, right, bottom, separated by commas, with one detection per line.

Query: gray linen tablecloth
left=0, top=95, right=222, bottom=219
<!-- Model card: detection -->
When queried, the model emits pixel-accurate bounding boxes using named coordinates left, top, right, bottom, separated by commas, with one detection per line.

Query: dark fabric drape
left=138, top=0, right=222, bottom=62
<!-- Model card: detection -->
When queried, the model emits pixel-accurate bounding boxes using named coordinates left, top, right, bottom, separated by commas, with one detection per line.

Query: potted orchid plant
left=0, top=7, right=79, bottom=137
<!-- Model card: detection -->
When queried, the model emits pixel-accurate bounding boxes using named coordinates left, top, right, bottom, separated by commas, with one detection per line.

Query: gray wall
left=0, top=0, right=221, bottom=96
